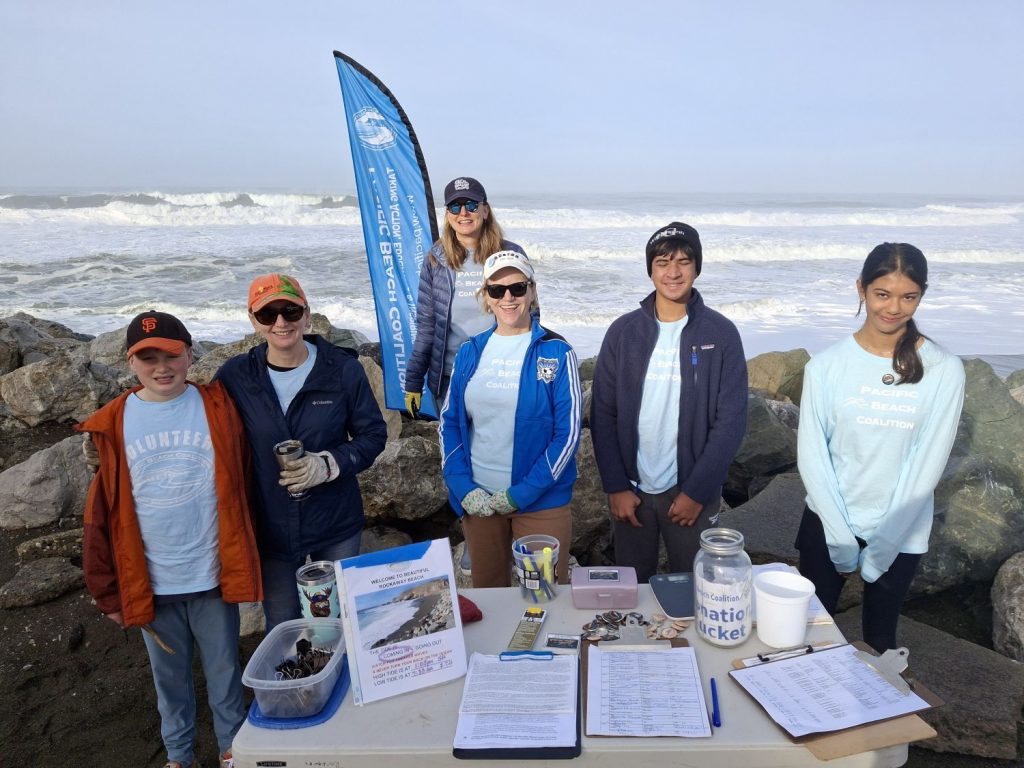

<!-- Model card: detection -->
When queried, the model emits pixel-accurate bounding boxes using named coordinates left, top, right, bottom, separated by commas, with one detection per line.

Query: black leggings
left=795, top=507, right=921, bottom=653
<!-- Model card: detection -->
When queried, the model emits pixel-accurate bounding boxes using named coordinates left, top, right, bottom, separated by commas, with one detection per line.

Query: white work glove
left=82, top=435, right=100, bottom=473
left=461, top=488, right=493, bottom=517
left=486, top=490, right=517, bottom=516
left=279, top=450, right=338, bottom=493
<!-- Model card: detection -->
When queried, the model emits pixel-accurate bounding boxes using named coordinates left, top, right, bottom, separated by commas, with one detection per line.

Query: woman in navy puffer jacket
left=404, top=176, right=524, bottom=415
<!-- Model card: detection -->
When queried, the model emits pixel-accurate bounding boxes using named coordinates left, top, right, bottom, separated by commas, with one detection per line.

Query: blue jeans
left=143, top=595, right=244, bottom=765
left=260, top=531, right=362, bottom=632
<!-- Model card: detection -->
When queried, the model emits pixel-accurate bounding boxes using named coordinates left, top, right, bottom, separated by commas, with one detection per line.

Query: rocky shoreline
left=2, top=312, right=1024, bottom=765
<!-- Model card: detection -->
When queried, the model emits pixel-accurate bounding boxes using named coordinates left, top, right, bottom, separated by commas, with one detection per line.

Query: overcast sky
left=2, top=1, right=1022, bottom=195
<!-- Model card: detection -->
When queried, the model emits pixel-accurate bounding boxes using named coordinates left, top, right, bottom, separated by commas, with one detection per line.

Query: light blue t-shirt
left=636, top=316, right=688, bottom=493
left=464, top=331, right=532, bottom=493
left=267, top=340, right=316, bottom=414
left=797, top=336, right=966, bottom=583
left=122, top=384, right=220, bottom=595
left=444, top=257, right=492, bottom=375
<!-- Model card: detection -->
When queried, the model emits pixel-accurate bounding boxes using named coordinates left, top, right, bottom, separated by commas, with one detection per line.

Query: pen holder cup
left=753, top=571, right=816, bottom=648
left=512, top=535, right=559, bottom=603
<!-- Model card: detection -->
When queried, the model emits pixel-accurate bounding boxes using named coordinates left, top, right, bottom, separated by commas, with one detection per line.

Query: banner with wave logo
left=334, top=52, right=440, bottom=417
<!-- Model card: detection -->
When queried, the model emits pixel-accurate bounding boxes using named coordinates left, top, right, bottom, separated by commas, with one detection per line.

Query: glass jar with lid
left=693, top=527, right=752, bottom=647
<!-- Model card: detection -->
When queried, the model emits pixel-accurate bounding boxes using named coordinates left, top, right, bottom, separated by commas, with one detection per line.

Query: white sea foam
left=1, top=191, right=1022, bottom=360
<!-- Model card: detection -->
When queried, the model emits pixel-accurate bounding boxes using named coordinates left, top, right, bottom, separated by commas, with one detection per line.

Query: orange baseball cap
left=126, top=310, right=192, bottom=357
left=248, top=273, right=308, bottom=312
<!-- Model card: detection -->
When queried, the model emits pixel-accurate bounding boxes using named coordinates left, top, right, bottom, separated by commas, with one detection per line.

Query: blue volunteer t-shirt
left=464, top=331, right=532, bottom=493
left=122, top=384, right=220, bottom=595
left=444, top=256, right=491, bottom=375
left=636, top=316, right=688, bottom=493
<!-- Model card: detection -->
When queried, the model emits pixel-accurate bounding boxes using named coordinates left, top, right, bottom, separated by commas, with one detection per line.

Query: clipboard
left=452, top=652, right=582, bottom=760
left=580, top=637, right=697, bottom=737
left=730, top=641, right=941, bottom=761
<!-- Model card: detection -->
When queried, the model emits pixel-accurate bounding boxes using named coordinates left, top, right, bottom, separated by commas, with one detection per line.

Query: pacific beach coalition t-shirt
left=463, top=331, right=532, bottom=493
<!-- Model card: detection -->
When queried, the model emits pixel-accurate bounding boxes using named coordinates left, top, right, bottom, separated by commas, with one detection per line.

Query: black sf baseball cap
left=126, top=310, right=193, bottom=357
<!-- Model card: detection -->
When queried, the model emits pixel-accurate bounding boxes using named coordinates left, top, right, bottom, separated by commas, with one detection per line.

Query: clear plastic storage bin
left=242, top=618, right=345, bottom=719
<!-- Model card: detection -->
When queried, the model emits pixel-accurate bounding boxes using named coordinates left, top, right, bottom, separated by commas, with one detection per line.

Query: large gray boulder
left=1005, top=368, right=1024, bottom=390
left=992, top=552, right=1024, bottom=662
left=88, top=327, right=131, bottom=371
left=0, top=557, right=84, bottom=608
left=919, top=455, right=1024, bottom=592
left=725, top=394, right=797, bottom=500
left=358, top=357, right=401, bottom=442
left=718, top=472, right=805, bottom=564
left=958, top=358, right=1024, bottom=487
left=745, top=348, right=809, bottom=405
left=571, top=429, right=611, bottom=558
left=6, top=312, right=92, bottom=341
left=835, top=608, right=1024, bottom=760
left=0, top=435, right=92, bottom=529
left=0, top=347, right=121, bottom=426
left=359, top=435, right=447, bottom=521
left=0, top=315, right=85, bottom=372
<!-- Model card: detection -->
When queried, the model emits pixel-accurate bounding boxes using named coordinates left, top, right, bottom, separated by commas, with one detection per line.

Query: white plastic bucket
left=753, top=571, right=816, bottom=648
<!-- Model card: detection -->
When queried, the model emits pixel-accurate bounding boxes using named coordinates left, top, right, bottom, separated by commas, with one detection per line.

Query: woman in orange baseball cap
left=215, top=273, right=388, bottom=632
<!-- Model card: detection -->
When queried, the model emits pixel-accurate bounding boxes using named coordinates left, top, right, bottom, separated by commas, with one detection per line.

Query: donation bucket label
left=695, top=574, right=751, bottom=646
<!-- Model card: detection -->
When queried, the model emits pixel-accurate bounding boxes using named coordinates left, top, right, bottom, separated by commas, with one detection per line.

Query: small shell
left=671, top=620, right=688, bottom=630
left=651, top=613, right=667, bottom=623
left=660, top=627, right=678, bottom=639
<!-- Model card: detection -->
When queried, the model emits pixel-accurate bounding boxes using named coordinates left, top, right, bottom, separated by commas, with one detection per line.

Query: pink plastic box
left=570, top=566, right=638, bottom=609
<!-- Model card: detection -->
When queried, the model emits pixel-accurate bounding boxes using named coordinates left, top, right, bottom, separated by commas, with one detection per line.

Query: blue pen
left=710, top=677, right=721, bottom=727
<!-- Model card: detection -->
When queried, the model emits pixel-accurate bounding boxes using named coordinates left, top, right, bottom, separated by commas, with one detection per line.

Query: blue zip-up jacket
left=406, top=239, right=525, bottom=398
left=215, top=335, right=387, bottom=560
left=590, top=289, right=748, bottom=507
left=439, top=318, right=582, bottom=515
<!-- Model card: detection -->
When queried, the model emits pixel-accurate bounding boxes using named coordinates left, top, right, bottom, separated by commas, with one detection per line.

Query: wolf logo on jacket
left=536, top=357, right=559, bottom=383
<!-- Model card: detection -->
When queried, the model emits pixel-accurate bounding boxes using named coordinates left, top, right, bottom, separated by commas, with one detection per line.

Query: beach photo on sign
left=354, top=576, right=455, bottom=650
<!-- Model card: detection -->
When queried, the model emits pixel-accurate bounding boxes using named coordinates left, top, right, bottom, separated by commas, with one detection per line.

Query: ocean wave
left=526, top=242, right=1024, bottom=265
left=504, top=206, right=1020, bottom=229
left=0, top=201, right=364, bottom=227
left=2, top=191, right=1019, bottom=229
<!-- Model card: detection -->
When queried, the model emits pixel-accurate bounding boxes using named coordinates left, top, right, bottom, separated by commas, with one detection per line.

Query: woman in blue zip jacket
left=216, top=274, right=387, bottom=631
left=439, top=251, right=582, bottom=588
left=404, top=176, right=525, bottom=416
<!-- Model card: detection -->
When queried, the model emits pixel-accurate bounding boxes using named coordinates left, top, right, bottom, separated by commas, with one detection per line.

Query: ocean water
left=2, top=191, right=1022, bottom=374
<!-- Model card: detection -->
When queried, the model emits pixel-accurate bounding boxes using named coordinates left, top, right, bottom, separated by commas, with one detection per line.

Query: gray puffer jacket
left=405, top=239, right=525, bottom=397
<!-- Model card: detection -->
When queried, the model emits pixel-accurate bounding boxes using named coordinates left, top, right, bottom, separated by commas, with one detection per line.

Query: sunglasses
left=484, top=281, right=531, bottom=299
left=252, top=304, right=305, bottom=325
left=446, top=199, right=481, bottom=215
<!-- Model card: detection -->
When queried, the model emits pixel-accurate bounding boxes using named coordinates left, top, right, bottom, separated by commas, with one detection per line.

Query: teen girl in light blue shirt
left=796, top=243, right=965, bottom=652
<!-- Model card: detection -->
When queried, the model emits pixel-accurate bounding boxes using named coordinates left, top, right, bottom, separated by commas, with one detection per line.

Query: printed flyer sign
left=336, top=538, right=466, bottom=705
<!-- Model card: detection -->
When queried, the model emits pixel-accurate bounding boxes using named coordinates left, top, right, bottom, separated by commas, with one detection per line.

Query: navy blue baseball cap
left=444, top=177, right=487, bottom=205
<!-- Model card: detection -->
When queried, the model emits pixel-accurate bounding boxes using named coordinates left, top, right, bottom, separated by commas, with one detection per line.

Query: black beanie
left=645, top=222, right=703, bottom=276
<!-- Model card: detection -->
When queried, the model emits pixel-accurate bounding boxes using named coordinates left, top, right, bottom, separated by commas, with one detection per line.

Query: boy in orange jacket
left=78, top=310, right=262, bottom=768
